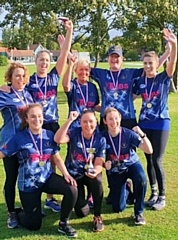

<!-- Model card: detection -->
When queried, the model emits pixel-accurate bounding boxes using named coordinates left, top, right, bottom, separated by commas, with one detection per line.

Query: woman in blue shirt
left=0, top=63, right=33, bottom=228
left=0, top=103, right=78, bottom=238
left=135, top=28, right=177, bottom=210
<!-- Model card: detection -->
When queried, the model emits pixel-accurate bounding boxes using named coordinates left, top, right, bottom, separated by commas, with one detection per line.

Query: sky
left=0, top=10, right=120, bottom=41
left=0, top=9, right=7, bottom=40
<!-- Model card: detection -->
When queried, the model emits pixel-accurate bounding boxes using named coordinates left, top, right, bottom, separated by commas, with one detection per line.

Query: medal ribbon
left=108, top=127, right=122, bottom=159
left=76, top=80, right=88, bottom=107
left=28, top=129, right=43, bottom=161
left=145, top=76, right=156, bottom=102
left=11, top=86, right=28, bottom=106
left=110, top=70, right=121, bottom=89
left=35, top=74, right=47, bottom=101
left=81, top=132, right=94, bottom=163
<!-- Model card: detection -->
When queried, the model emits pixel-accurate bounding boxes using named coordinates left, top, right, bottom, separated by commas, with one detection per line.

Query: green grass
left=0, top=63, right=177, bottom=240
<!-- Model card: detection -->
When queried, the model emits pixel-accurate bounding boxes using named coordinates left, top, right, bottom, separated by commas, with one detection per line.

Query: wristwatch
left=140, top=133, right=146, bottom=138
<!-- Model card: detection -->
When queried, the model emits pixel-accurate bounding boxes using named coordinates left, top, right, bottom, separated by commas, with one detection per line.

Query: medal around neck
left=39, top=160, right=45, bottom=167
left=147, top=102, right=152, bottom=108
left=86, top=148, right=96, bottom=174
left=113, top=92, right=118, bottom=99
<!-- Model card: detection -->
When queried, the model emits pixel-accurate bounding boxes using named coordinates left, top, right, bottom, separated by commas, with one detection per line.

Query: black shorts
left=42, top=122, right=60, bottom=134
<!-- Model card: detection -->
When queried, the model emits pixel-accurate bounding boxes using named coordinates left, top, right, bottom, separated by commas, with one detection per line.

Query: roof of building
left=28, top=44, right=42, bottom=51
left=9, top=50, right=34, bottom=57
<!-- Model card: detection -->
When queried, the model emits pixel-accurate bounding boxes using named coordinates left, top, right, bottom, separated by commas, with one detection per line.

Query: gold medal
left=39, top=161, right=45, bottom=167
left=113, top=92, right=118, bottom=98
left=147, top=103, right=152, bottom=108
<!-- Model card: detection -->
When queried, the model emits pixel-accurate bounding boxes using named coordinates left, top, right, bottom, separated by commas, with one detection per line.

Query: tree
left=0, top=0, right=177, bottom=76
left=0, top=0, right=119, bottom=66
left=114, top=0, right=178, bottom=90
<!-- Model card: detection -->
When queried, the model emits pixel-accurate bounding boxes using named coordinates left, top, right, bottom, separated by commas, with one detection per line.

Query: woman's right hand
left=69, top=111, right=79, bottom=122
left=69, top=54, right=78, bottom=66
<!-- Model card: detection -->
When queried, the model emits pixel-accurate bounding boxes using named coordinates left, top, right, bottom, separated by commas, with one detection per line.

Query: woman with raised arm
left=0, top=63, right=33, bottom=228
left=26, top=19, right=74, bottom=212
left=62, top=56, right=100, bottom=131
left=0, top=103, right=78, bottom=238
left=62, top=56, right=100, bottom=208
left=102, top=107, right=153, bottom=225
left=54, top=110, right=106, bottom=233
left=134, top=29, right=177, bottom=210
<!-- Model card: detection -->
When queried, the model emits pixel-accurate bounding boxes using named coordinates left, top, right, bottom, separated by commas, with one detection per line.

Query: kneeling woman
left=54, top=110, right=106, bottom=232
left=102, top=107, right=153, bottom=225
left=0, top=103, right=78, bottom=238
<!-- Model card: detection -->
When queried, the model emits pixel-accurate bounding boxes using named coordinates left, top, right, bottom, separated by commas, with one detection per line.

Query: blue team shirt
left=101, top=127, right=142, bottom=174
left=66, top=128, right=106, bottom=178
left=0, top=128, right=60, bottom=192
left=65, top=79, right=99, bottom=130
left=27, top=67, right=60, bottom=124
left=90, top=68, right=143, bottom=119
left=135, top=71, right=171, bottom=130
left=0, top=88, right=33, bottom=147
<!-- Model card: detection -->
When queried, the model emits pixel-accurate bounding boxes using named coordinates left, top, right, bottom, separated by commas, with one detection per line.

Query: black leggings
left=42, top=122, right=60, bottom=134
left=3, top=155, right=19, bottom=213
left=74, top=174, right=103, bottom=218
left=142, top=129, right=169, bottom=196
left=18, top=173, right=78, bottom=231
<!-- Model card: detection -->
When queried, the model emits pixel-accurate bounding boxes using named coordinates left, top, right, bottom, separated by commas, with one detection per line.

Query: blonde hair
left=104, top=107, right=122, bottom=120
left=142, top=51, right=159, bottom=62
left=5, top=62, right=29, bottom=85
left=19, top=103, right=43, bottom=130
left=35, top=49, right=52, bottom=62
left=73, top=58, right=90, bottom=72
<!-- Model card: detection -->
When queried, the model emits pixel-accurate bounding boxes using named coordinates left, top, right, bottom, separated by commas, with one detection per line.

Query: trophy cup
left=86, top=148, right=96, bottom=174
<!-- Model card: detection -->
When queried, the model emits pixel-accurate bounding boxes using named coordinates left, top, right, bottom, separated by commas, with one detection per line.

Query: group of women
left=0, top=20, right=177, bottom=238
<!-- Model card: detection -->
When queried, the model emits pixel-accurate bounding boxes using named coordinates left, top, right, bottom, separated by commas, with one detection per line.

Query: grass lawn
left=0, top=62, right=177, bottom=239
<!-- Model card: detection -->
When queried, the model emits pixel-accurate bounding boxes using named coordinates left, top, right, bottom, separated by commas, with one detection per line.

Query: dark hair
left=19, top=103, right=43, bottom=130
left=81, top=109, right=96, bottom=118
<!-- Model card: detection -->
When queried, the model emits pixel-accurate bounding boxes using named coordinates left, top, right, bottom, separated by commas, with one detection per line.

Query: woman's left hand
left=85, top=171, right=97, bottom=179
left=64, top=174, right=77, bottom=186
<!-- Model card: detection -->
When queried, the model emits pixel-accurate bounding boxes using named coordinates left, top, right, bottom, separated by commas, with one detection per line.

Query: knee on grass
left=75, top=203, right=90, bottom=218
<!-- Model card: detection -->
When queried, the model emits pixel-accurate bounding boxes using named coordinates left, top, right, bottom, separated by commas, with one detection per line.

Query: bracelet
left=140, top=133, right=146, bottom=139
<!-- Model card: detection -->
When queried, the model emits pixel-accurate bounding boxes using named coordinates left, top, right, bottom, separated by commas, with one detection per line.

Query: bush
left=0, top=56, right=9, bottom=66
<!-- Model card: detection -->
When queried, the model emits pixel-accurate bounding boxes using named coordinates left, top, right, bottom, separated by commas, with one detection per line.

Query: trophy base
left=87, top=168, right=96, bottom=174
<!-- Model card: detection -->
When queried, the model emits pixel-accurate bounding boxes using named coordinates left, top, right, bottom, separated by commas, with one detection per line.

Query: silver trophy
left=86, top=148, right=96, bottom=174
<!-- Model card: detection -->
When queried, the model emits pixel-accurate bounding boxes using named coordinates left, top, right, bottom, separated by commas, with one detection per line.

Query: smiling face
left=11, top=67, right=26, bottom=91
left=35, top=51, right=51, bottom=77
left=108, top=53, right=123, bottom=71
left=104, top=109, right=121, bottom=136
left=143, top=56, right=159, bottom=78
left=26, top=106, right=44, bottom=134
left=80, top=112, right=97, bottom=139
left=75, top=64, right=90, bottom=84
